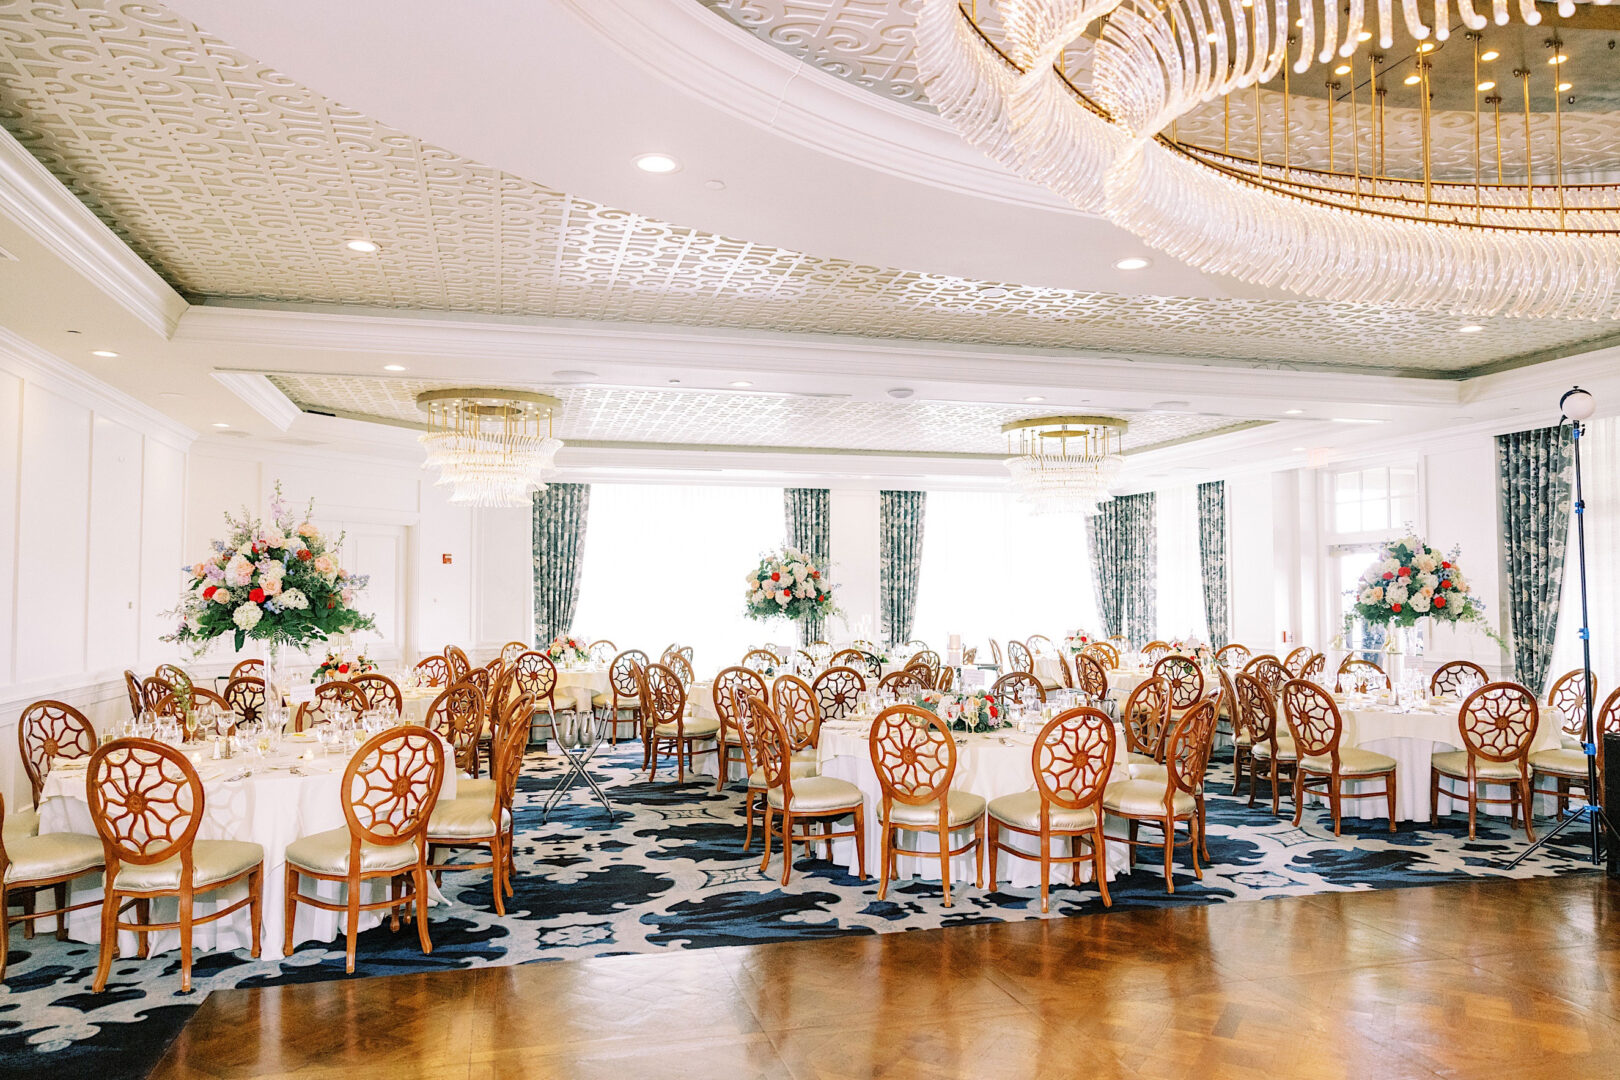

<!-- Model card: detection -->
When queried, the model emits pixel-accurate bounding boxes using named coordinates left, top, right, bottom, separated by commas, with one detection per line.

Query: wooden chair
left=1547, top=668, right=1598, bottom=744
left=141, top=676, right=176, bottom=713
left=18, top=700, right=98, bottom=809
left=295, top=680, right=369, bottom=731
left=1101, top=698, right=1216, bottom=894
left=350, top=673, right=403, bottom=716
left=638, top=662, right=717, bottom=783
left=1026, top=634, right=1053, bottom=656
left=223, top=676, right=267, bottom=725
left=1243, top=654, right=1288, bottom=697
left=988, top=639, right=1004, bottom=670
left=1153, top=655, right=1204, bottom=715
left=987, top=706, right=1116, bottom=912
left=869, top=704, right=985, bottom=907
left=154, top=663, right=192, bottom=693
left=1214, top=663, right=1240, bottom=784
left=230, top=658, right=265, bottom=680
left=445, top=645, right=472, bottom=684
left=153, top=688, right=231, bottom=737
left=594, top=649, right=648, bottom=744
left=426, top=720, right=524, bottom=914
left=741, top=649, right=780, bottom=675
left=667, top=653, right=695, bottom=687
left=123, top=670, right=145, bottom=721
left=1237, top=672, right=1295, bottom=814
left=936, top=665, right=956, bottom=692
left=903, top=661, right=936, bottom=690
left=1215, top=643, right=1251, bottom=670
left=1, top=793, right=104, bottom=983
left=753, top=695, right=866, bottom=885
left=772, top=673, right=822, bottom=753
left=1430, top=660, right=1488, bottom=698
left=880, top=668, right=930, bottom=696
left=1005, top=639, right=1034, bottom=675
left=510, top=651, right=561, bottom=744
left=910, top=649, right=942, bottom=677
left=284, top=726, right=444, bottom=973
left=812, top=666, right=867, bottom=720
left=732, top=690, right=813, bottom=851
left=425, top=681, right=486, bottom=778
left=1052, top=651, right=1075, bottom=690
left=659, top=644, right=684, bottom=666
left=1431, top=682, right=1539, bottom=841
left=500, top=641, right=529, bottom=666
left=829, top=647, right=867, bottom=670
left=1283, top=646, right=1313, bottom=677
left=1142, top=641, right=1172, bottom=664
left=1283, top=679, right=1398, bottom=835
left=587, top=639, right=617, bottom=665
left=713, top=666, right=768, bottom=789
left=1121, top=677, right=1171, bottom=768
left=1336, top=657, right=1391, bottom=692
left=465, top=665, right=493, bottom=701
left=1532, top=685, right=1620, bottom=819
left=992, top=671, right=1045, bottom=710
left=1301, top=652, right=1327, bottom=680
left=87, top=739, right=264, bottom=992
left=1083, top=641, right=1120, bottom=669
left=415, top=654, right=452, bottom=688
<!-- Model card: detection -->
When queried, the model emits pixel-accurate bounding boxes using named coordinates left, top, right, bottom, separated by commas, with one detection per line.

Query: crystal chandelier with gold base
left=416, top=389, right=562, bottom=508
left=1003, top=415, right=1127, bottom=515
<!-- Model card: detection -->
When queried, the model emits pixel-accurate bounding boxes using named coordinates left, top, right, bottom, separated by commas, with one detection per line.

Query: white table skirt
left=37, top=737, right=457, bottom=960
left=815, top=720, right=1132, bottom=887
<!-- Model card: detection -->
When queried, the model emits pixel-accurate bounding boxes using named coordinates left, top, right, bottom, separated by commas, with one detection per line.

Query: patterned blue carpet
left=0, top=745, right=1596, bottom=1078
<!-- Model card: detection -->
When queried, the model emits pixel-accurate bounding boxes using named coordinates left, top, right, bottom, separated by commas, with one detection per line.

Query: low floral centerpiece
left=1064, top=631, right=1096, bottom=653
left=311, top=647, right=376, bottom=683
left=546, top=635, right=590, bottom=664
left=1168, top=638, right=1215, bottom=666
left=1351, top=532, right=1502, bottom=644
left=744, top=545, right=837, bottom=624
left=913, top=689, right=1008, bottom=733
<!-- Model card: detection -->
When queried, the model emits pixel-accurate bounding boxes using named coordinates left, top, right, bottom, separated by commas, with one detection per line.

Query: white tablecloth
left=37, top=736, right=456, bottom=960
left=815, top=718, right=1132, bottom=887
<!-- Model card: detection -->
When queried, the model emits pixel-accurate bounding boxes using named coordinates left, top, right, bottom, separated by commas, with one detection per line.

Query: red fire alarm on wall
left=442, top=553, right=453, bottom=565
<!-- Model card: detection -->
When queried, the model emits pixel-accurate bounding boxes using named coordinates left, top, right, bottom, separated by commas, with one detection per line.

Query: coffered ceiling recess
left=0, top=0, right=1610, bottom=372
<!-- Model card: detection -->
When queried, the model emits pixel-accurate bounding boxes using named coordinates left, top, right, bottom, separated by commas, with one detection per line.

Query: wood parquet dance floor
left=151, top=874, right=1619, bottom=1080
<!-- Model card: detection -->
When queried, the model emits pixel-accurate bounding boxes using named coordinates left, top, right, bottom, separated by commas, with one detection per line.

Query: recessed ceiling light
left=212, top=422, right=230, bottom=428
left=383, top=364, right=406, bottom=372
left=90, top=349, right=118, bottom=358
left=1284, top=408, right=1304, bottom=415
left=1477, top=80, right=1495, bottom=91
left=1334, top=63, right=1351, bottom=75
left=1152, top=399, right=1191, bottom=410
left=887, top=388, right=915, bottom=400
left=729, top=380, right=753, bottom=388
left=1113, top=257, right=1151, bottom=270
left=345, top=239, right=379, bottom=253
left=1457, top=324, right=1484, bottom=333
left=1480, top=49, right=1499, bottom=61
left=703, top=178, right=726, bottom=190
left=1330, top=417, right=1385, bottom=424
left=1549, top=53, right=1568, bottom=65
left=634, top=153, right=680, bottom=173
left=1558, top=81, right=1572, bottom=92
left=551, top=369, right=597, bottom=382
left=979, top=285, right=1010, bottom=298
left=1403, top=74, right=1423, bottom=85
left=1024, top=395, right=1046, bottom=403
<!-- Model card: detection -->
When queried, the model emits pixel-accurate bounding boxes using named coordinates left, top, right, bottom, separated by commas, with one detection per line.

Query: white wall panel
left=14, top=384, right=91, bottom=681
left=139, top=439, right=188, bottom=670
left=86, top=416, right=144, bottom=670
left=474, top=506, right=532, bottom=650
left=828, top=488, right=880, bottom=642
left=0, top=370, right=20, bottom=688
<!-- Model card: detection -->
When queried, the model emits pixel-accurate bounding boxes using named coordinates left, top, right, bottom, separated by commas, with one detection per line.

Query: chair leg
left=1039, top=832, right=1050, bottom=913
left=135, top=898, right=150, bottom=958
left=92, top=888, right=119, bottom=992
left=248, top=867, right=262, bottom=958
left=1467, top=780, right=1478, bottom=840
left=1520, top=780, right=1537, bottom=842
left=1189, top=817, right=1203, bottom=880
left=1385, top=772, right=1398, bottom=833
left=985, top=817, right=999, bottom=891
left=283, top=866, right=299, bottom=957
left=1093, top=822, right=1112, bottom=907
left=1329, top=775, right=1343, bottom=837
left=1197, top=794, right=1210, bottom=859
left=1291, top=770, right=1306, bottom=827
left=938, top=824, right=952, bottom=908
left=491, top=841, right=507, bottom=917
left=853, top=805, right=867, bottom=881
left=178, top=887, right=194, bottom=994
left=413, top=865, right=434, bottom=956
left=876, top=820, right=892, bottom=901
left=742, top=790, right=757, bottom=850
left=974, top=817, right=985, bottom=890
left=714, top=735, right=728, bottom=791
left=0, top=883, right=8, bottom=984
left=759, top=806, right=775, bottom=875
left=345, top=876, right=361, bottom=974
left=1429, top=768, right=1440, bottom=825
left=1161, top=817, right=1176, bottom=894
left=1270, top=763, right=1282, bottom=815
left=779, top=813, right=794, bottom=885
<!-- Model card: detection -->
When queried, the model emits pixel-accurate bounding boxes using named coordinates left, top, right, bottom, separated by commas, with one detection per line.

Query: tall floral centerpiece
left=546, top=635, right=590, bottom=665
left=165, top=484, right=375, bottom=712
left=1350, top=534, right=1502, bottom=664
left=744, top=546, right=837, bottom=627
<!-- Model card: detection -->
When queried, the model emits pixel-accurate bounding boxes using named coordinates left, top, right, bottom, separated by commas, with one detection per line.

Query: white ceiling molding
left=0, top=128, right=186, bottom=339
left=0, top=326, right=196, bottom=450
left=211, top=372, right=302, bottom=432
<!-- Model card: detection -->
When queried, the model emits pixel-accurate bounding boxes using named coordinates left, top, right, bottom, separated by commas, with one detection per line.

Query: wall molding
left=213, top=372, right=302, bottom=431
left=0, top=127, right=187, bottom=338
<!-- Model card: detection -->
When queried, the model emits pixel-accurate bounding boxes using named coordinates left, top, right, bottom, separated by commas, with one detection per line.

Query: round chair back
left=350, top=673, right=403, bottom=716
left=223, top=676, right=267, bottom=724
left=903, top=661, right=936, bottom=689
left=18, top=700, right=97, bottom=805
left=1083, top=641, right=1120, bottom=669
left=230, top=658, right=265, bottom=680
left=1336, top=657, right=1391, bottom=692
left=1430, top=660, right=1488, bottom=698
left=1153, top=655, right=1204, bottom=709
left=142, top=676, right=176, bottom=712
left=124, top=670, right=145, bottom=720
left=880, top=668, right=929, bottom=696
left=1243, top=654, right=1288, bottom=697
left=741, top=649, right=780, bottom=675
left=512, top=651, right=559, bottom=707
left=445, top=645, right=472, bottom=683
left=500, top=640, right=529, bottom=666
left=154, top=687, right=230, bottom=729
left=1142, top=641, right=1171, bottom=664
left=771, top=673, right=819, bottom=749
left=1547, top=668, right=1596, bottom=732
left=297, top=680, right=369, bottom=729
left=1168, top=698, right=1219, bottom=798
left=988, top=639, right=1004, bottom=668
left=1281, top=679, right=1345, bottom=760
left=812, top=666, right=867, bottom=720
left=1033, top=706, right=1116, bottom=812
left=1005, top=640, right=1033, bottom=674
left=869, top=704, right=956, bottom=809
left=426, top=681, right=486, bottom=774
left=1283, top=646, right=1313, bottom=677
left=587, top=639, right=617, bottom=664
left=714, top=666, right=768, bottom=735
left=1301, top=652, right=1327, bottom=679
left=609, top=649, right=650, bottom=707
left=87, top=738, right=203, bottom=869
left=991, top=671, right=1044, bottom=708
left=1122, top=676, right=1171, bottom=760
left=1235, top=672, right=1279, bottom=749
left=910, top=649, right=941, bottom=675
left=635, top=663, right=687, bottom=734
left=1459, top=682, right=1540, bottom=769
left=1026, top=635, right=1052, bottom=656
left=1215, top=643, right=1251, bottom=670
left=415, top=654, right=451, bottom=687
left=341, top=726, right=445, bottom=847
left=666, top=653, right=694, bottom=686
left=745, top=695, right=794, bottom=800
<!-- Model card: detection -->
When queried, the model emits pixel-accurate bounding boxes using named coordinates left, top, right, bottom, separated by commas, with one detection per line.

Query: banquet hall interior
left=3, top=0, right=1620, bottom=1077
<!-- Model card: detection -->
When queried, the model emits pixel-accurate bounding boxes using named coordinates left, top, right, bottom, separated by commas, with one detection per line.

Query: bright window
left=1156, top=485, right=1210, bottom=643
left=911, top=490, right=1101, bottom=653
left=571, top=483, right=784, bottom=676
left=1333, top=465, right=1418, bottom=535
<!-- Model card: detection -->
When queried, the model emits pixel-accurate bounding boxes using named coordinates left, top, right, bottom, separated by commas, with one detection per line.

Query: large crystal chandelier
left=416, top=389, right=562, bottom=507
left=1003, top=415, right=1127, bottom=515
left=915, top=0, right=1620, bottom=319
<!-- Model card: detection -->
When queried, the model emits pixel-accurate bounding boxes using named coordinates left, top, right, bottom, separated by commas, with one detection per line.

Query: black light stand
left=1509, top=386, right=1617, bottom=868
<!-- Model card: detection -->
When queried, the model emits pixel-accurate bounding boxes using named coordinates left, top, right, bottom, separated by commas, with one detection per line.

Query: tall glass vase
left=264, top=640, right=291, bottom=731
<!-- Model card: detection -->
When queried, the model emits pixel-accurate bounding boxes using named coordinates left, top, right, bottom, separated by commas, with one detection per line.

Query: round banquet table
left=1315, top=694, right=1563, bottom=822
left=815, top=717, right=1133, bottom=887
left=37, top=734, right=457, bottom=960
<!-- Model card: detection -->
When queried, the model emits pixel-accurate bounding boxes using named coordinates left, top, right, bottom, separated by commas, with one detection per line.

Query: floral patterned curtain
left=1087, top=492, right=1158, bottom=644
left=532, top=483, right=590, bottom=645
left=784, top=488, right=830, bottom=645
left=880, top=490, right=927, bottom=645
left=1197, top=480, right=1230, bottom=648
left=1496, top=426, right=1572, bottom=691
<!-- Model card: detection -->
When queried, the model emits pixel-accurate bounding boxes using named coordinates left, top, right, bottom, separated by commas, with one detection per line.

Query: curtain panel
left=1087, top=492, right=1158, bottom=644
left=1196, top=481, right=1231, bottom=648
left=880, top=490, right=927, bottom=645
left=784, top=488, right=831, bottom=645
left=532, top=483, right=591, bottom=645
left=1496, top=426, right=1572, bottom=691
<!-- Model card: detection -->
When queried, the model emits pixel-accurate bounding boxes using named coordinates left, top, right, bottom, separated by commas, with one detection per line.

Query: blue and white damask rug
left=0, top=746, right=1594, bottom=1078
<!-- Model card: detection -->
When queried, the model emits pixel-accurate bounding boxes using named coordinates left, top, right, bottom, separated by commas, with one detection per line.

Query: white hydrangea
left=1387, top=583, right=1409, bottom=604
left=1410, top=594, right=1432, bottom=613
left=1413, top=552, right=1437, bottom=573
left=280, top=588, right=309, bottom=610
left=1381, top=557, right=1401, bottom=574
left=232, top=602, right=263, bottom=630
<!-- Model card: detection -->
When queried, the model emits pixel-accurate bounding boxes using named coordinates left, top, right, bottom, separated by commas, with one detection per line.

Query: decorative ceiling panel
left=265, top=373, right=1254, bottom=455
left=0, top=1, right=1611, bottom=372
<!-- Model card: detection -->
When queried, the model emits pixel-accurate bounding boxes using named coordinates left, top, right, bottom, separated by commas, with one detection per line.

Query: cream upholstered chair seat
left=1431, top=751, right=1527, bottom=781
left=286, top=828, right=418, bottom=876
left=792, top=747, right=817, bottom=765
left=986, top=789, right=1096, bottom=832
left=1300, top=747, right=1397, bottom=776
left=113, top=839, right=263, bottom=892
left=1560, top=731, right=1582, bottom=751
left=458, top=778, right=496, bottom=801
left=1250, top=736, right=1297, bottom=760
left=654, top=716, right=721, bottom=738
left=887, top=789, right=986, bottom=828
left=3, top=830, right=103, bottom=883
left=1531, top=747, right=1589, bottom=777
left=766, top=775, right=863, bottom=813
left=3, top=806, right=41, bottom=843
left=427, top=796, right=510, bottom=840
left=592, top=691, right=638, bottom=711
left=1126, top=751, right=1158, bottom=768
left=749, top=760, right=817, bottom=789
left=1233, top=730, right=1253, bottom=746
left=1039, top=677, right=1063, bottom=692
left=1129, top=762, right=1168, bottom=783
left=1102, top=779, right=1196, bottom=817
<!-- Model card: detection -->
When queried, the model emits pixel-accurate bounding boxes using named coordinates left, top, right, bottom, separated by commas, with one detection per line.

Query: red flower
left=338, top=663, right=350, bottom=673
left=1440, top=579, right=1452, bottom=589
left=770, top=572, right=780, bottom=582
left=1382, top=572, right=1394, bottom=581
left=1391, top=603, right=1403, bottom=613
left=327, top=599, right=336, bottom=608
left=1441, top=561, right=1452, bottom=569
left=297, top=549, right=313, bottom=561
left=1433, top=596, right=1446, bottom=608
left=988, top=704, right=998, bottom=718
left=1397, top=566, right=1411, bottom=577
left=202, top=585, right=217, bottom=600
left=811, top=570, right=820, bottom=578
left=249, top=588, right=265, bottom=603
